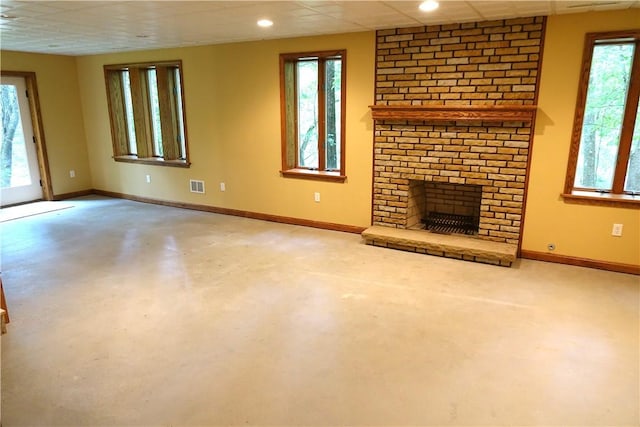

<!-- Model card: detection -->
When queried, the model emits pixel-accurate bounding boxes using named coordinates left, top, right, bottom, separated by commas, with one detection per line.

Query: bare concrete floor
left=1, top=196, right=638, bottom=426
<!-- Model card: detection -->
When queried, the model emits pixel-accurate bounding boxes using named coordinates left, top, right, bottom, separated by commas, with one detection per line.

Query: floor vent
left=189, top=180, right=205, bottom=194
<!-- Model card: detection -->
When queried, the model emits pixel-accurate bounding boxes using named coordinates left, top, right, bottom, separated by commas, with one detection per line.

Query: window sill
left=280, top=168, right=346, bottom=182
left=561, top=191, right=640, bottom=209
left=114, top=156, right=190, bottom=168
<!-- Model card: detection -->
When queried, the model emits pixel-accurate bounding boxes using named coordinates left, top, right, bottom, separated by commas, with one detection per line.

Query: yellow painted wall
left=3, top=11, right=637, bottom=267
left=75, top=32, right=375, bottom=228
left=523, top=9, right=640, bottom=267
left=1, top=51, right=91, bottom=195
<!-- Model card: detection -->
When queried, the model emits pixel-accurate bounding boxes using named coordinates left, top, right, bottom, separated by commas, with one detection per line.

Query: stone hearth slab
left=362, top=226, right=517, bottom=267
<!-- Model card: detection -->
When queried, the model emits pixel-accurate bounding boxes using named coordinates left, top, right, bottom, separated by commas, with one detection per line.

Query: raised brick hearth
left=363, top=17, right=545, bottom=266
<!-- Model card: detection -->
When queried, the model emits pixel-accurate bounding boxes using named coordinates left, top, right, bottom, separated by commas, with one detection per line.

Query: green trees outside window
left=280, top=50, right=346, bottom=181
left=567, top=31, right=640, bottom=199
left=0, top=85, right=25, bottom=188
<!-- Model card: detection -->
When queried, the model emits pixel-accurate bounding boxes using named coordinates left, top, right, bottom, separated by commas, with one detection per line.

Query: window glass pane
left=122, top=71, right=137, bottom=155
left=574, top=43, right=634, bottom=190
left=325, top=58, right=341, bottom=171
left=297, top=59, right=318, bottom=169
left=147, top=69, right=163, bottom=157
left=624, top=102, right=640, bottom=193
left=174, top=68, right=186, bottom=159
left=0, top=84, right=30, bottom=187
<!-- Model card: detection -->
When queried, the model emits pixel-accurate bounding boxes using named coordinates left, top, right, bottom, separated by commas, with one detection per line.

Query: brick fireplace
left=362, top=17, right=546, bottom=266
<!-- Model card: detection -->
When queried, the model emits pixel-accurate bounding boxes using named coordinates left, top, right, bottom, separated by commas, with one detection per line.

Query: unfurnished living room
left=0, top=1, right=639, bottom=426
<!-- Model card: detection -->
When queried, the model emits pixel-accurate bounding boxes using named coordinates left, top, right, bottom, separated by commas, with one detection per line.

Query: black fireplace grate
left=423, top=212, right=477, bottom=235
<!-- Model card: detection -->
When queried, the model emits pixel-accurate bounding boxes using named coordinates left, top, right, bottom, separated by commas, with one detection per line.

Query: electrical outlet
left=146, top=174, right=151, bottom=183
left=220, top=182, right=226, bottom=192
left=314, top=192, right=320, bottom=203
left=612, top=223, right=623, bottom=237
left=69, top=170, right=75, bottom=178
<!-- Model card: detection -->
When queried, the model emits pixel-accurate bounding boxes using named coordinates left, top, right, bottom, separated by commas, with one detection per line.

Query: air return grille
left=189, top=179, right=205, bottom=194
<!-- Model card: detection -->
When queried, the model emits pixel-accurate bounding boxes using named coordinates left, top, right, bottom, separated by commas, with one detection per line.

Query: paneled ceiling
left=0, top=1, right=638, bottom=56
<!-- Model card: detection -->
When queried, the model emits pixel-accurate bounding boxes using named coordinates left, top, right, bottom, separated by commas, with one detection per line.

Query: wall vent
left=189, top=179, right=205, bottom=194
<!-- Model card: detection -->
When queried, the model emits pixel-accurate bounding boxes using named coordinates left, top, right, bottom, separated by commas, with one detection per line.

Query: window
left=280, top=50, right=346, bottom=182
left=564, top=31, right=640, bottom=206
left=104, top=61, right=189, bottom=167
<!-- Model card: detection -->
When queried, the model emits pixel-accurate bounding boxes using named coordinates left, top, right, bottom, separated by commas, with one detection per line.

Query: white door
left=0, top=76, right=42, bottom=206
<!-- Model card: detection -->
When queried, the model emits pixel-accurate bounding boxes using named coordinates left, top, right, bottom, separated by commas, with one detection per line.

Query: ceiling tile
left=0, top=0, right=636, bottom=56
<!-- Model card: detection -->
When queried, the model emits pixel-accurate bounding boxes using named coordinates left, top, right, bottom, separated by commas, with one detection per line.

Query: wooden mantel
left=369, top=104, right=537, bottom=122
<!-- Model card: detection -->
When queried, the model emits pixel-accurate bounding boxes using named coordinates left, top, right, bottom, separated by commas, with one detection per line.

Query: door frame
left=1, top=71, right=53, bottom=202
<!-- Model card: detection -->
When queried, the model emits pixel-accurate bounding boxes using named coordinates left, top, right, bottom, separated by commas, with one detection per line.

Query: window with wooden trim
left=280, top=50, right=346, bottom=182
left=104, top=61, right=189, bottom=167
left=564, top=30, right=640, bottom=206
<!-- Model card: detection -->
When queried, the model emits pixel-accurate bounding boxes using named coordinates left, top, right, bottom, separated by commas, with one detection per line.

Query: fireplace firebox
left=407, top=181, right=482, bottom=236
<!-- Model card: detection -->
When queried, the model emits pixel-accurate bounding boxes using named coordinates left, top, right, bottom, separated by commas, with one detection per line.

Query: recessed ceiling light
left=419, top=0, right=439, bottom=12
left=257, top=19, right=273, bottom=28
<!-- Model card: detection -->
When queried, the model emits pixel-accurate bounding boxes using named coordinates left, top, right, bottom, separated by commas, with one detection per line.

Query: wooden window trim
left=561, top=190, right=640, bottom=208
left=279, top=50, right=347, bottom=182
left=563, top=30, right=640, bottom=208
left=113, top=155, right=190, bottom=168
left=280, top=168, right=346, bottom=182
left=156, top=66, right=179, bottom=161
left=318, top=58, right=327, bottom=173
left=104, top=71, right=129, bottom=156
left=613, top=38, right=640, bottom=192
left=104, top=60, right=189, bottom=167
left=129, top=67, right=153, bottom=158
